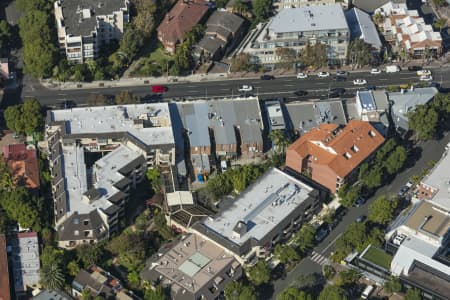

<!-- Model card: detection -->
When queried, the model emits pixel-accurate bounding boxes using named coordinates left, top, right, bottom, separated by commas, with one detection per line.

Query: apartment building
left=193, top=168, right=323, bottom=263
left=239, top=4, right=349, bottom=66
left=45, top=104, right=175, bottom=248
left=273, top=0, right=336, bottom=10
left=157, top=0, right=209, bottom=54
left=285, top=120, right=385, bottom=193
left=3, top=144, right=40, bottom=192
left=141, top=233, right=242, bottom=300
left=374, top=2, right=442, bottom=57
left=54, top=0, right=129, bottom=63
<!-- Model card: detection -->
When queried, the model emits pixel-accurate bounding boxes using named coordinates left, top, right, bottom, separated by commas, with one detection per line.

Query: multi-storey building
left=54, top=0, right=129, bottom=63
left=45, top=104, right=176, bottom=248
left=285, top=120, right=385, bottom=193
left=273, top=0, right=336, bottom=10
left=239, top=4, right=349, bottom=66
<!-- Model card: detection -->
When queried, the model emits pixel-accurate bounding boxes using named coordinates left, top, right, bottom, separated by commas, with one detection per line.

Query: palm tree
left=40, top=263, right=64, bottom=290
left=269, top=130, right=289, bottom=154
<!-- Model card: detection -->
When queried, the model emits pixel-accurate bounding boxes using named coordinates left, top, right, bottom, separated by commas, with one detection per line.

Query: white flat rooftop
left=50, top=104, right=175, bottom=146
left=201, top=168, right=314, bottom=246
left=422, top=150, right=450, bottom=211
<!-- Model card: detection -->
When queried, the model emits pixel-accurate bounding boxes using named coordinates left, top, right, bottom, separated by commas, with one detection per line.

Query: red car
left=152, top=85, right=168, bottom=93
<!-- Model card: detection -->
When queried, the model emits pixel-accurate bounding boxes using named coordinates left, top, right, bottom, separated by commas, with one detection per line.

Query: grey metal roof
left=59, top=0, right=127, bottom=37
left=389, top=87, right=438, bottom=131
left=286, top=100, right=347, bottom=133
left=177, top=102, right=211, bottom=148
left=233, top=99, right=264, bottom=144
left=208, top=101, right=237, bottom=146
left=32, top=290, right=73, bottom=300
left=197, top=35, right=226, bottom=55
left=206, top=11, right=245, bottom=36
left=372, top=90, right=389, bottom=111
left=352, top=0, right=405, bottom=14
left=269, top=4, right=348, bottom=33
left=346, top=8, right=382, bottom=49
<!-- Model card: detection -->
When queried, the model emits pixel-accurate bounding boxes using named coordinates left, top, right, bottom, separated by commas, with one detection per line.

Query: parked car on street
left=261, top=74, right=275, bottom=80
left=152, top=85, right=168, bottom=93
left=370, top=68, right=381, bottom=74
left=419, top=75, right=433, bottom=81
left=294, top=90, right=308, bottom=96
left=297, top=72, right=308, bottom=79
left=356, top=215, right=366, bottom=223
left=417, top=69, right=431, bottom=76
left=353, top=79, right=367, bottom=85
left=354, top=197, right=366, bottom=207
left=238, top=85, right=253, bottom=92
left=317, top=71, right=330, bottom=78
left=315, top=227, right=329, bottom=242
left=336, top=71, right=347, bottom=76
left=386, top=65, right=400, bottom=73
left=329, top=87, right=345, bottom=96
left=398, top=186, right=410, bottom=197
left=408, top=65, right=422, bottom=71
left=335, top=76, right=346, bottom=82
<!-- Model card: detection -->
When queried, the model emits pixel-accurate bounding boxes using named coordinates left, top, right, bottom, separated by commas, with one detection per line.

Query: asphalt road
left=17, top=67, right=450, bottom=107
left=269, top=132, right=450, bottom=299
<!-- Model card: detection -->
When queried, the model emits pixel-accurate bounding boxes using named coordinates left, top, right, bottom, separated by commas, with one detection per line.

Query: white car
left=353, top=79, right=367, bottom=85
left=317, top=72, right=330, bottom=78
left=297, top=72, right=308, bottom=79
left=417, top=69, right=431, bottom=76
left=238, top=85, right=253, bottom=92
left=419, top=75, right=433, bottom=81
left=370, top=68, right=381, bottom=74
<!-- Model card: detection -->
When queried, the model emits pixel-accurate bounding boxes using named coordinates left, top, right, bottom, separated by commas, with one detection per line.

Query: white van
left=361, top=285, right=375, bottom=299
left=386, top=65, right=400, bottom=73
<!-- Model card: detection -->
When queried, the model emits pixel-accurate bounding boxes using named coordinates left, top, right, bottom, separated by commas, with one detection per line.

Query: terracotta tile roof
left=287, top=120, right=385, bottom=178
left=157, top=0, right=209, bottom=46
left=3, top=144, right=40, bottom=189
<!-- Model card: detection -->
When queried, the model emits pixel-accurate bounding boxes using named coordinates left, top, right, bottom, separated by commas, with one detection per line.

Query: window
left=351, top=145, right=359, bottom=153
left=369, top=130, right=376, bottom=137
left=343, top=152, right=352, bottom=159
left=83, top=220, right=89, bottom=226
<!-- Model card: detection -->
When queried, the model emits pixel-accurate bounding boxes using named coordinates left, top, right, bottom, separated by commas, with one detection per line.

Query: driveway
left=269, top=133, right=450, bottom=299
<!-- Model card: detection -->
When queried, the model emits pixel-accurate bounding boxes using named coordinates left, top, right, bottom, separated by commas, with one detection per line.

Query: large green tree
left=405, top=288, right=422, bottom=300
left=224, top=281, right=257, bottom=300
left=3, top=98, right=44, bottom=136
left=384, top=276, right=402, bottom=293
left=40, top=263, right=65, bottom=290
left=348, top=39, right=375, bottom=68
left=0, top=20, right=12, bottom=54
left=385, top=146, right=407, bottom=175
left=247, top=260, right=270, bottom=286
left=274, top=244, right=300, bottom=264
left=318, top=285, right=348, bottom=300
left=368, top=195, right=398, bottom=225
left=144, top=285, right=168, bottom=300
left=291, top=223, right=316, bottom=252
left=253, top=0, right=272, bottom=21
left=408, top=105, right=439, bottom=140
left=277, top=287, right=312, bottom=300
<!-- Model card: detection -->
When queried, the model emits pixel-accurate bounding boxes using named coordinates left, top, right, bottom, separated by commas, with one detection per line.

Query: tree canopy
left=348, top=39, right=376, bottom=68
left=224, top=281, right=257, bottom=300
left=368, top=195, right=398, bottom=225
left=408, top=104, right=439, bottom=140
left=291, top=223, right=316, bottom=252
left=405, top=288, right=422, bottom=300
left=274, top=244, right=300, bottom=264
left=247, top=260, right=270, bottom=286
left=3, top=98, right=44, bottom=136
left=253, top=0, right=272, bottom=21
left=318, top=285, right=348, bottom=300
left=277, top=287, right=313, bottom=300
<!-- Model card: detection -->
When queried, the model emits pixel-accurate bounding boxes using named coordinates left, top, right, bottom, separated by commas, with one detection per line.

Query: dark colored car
left=356, top=215, right=366, bottom=223
left=335, top=76, right=347, bottom=82
left=330, top=87, right=345, bottom=95
left=408, top=66, right=423, bottom=71
left=366, top=85, right=377, bottom=90
left=354, top=197, right=366, bottom=207
left=152, top=85, right=168, bottom=93
left=294, top=90, right=308, bottom=96
left=336, top=71, right=347, bottom=76
left=260, top=74, right=275, bottom=80
left=398, top=186, right=409, bottom=197
left=60, top=100, right=77, bottom=109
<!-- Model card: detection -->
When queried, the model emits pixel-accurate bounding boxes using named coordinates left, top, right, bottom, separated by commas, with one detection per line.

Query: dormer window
left=343, top=152, right=352, bottom=159
left=351, top=145, right=359, bottom=153
left=369, top=130, right=376, bottom=137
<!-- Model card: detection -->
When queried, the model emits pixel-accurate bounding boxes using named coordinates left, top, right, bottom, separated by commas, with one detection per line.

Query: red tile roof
left=287, top=120, right=385, bottom=178
left=0, top=234, right=11, bottom=300
left=3, top=144, right=40, bottom=189
left=157, top=0, right=209, bottom=47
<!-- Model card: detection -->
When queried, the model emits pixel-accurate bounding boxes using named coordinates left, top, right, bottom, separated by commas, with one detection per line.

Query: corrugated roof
left=346, top=8, right=382, bottom=49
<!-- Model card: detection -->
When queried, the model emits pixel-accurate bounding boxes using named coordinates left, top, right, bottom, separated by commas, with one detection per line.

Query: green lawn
left=148, top=45, right=173, bottom=63
left=362, top=246, right=393, bottom=269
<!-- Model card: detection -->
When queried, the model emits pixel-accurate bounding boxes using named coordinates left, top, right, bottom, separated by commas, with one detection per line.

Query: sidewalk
left=40, top=60, right=449, bottom=91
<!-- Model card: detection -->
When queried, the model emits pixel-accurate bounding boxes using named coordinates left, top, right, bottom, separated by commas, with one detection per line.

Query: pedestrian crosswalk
left=309, top=251, right=330, bottom=266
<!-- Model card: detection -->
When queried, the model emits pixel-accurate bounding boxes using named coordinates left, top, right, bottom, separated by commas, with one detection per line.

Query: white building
left=54, top=0, right=130, bottom=63
left=273, top=0, right=336, bottom=10
left=45, top=104, right=176, bottom=248
left=238, top=4, right=349, bottom=66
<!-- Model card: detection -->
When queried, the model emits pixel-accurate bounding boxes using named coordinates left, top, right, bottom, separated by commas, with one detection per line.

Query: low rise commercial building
left=157, top=0, right=209, bottom=54
left=7, top=232, right=40, bottom=294
left=238, top=4, right=349, bottom=66
left=45, top=104, right=175, bottom=248
left=141, top=233, right=242, bottom=300
left=54, top=0, right=130, bottom=63
left=193, top=168, right=323, bottom=263
left=285, top=120, right=385, bottom=193
left=374, top=1, right=442, bottom=57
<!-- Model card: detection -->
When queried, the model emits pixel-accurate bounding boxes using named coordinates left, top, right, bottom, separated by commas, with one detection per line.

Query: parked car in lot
left=238, top=85, right=253, bottom=92
left=356, top=215, right=366, bottom=223
left=353, top=79, right=367, bottom=85
left=261, top=74, right=275, bottom=80
left=297, top=72, right=308, bottom=79
left=294, top=90, right=308, bottom=96
left=417, top=69, right=431, bottom=76
left=317, top=71, right=330, bottom=78
left=408, top=65, right=422, bottom=71
left=419, top=75, right=433, bottom=81
left=354, top=197, right=366, bottom=207
left=370, top=68, right=381, bottom=74
left=398, top=185, right=410, bottom=197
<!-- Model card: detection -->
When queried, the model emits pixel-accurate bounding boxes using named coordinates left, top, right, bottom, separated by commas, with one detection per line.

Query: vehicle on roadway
left=315, top=227, right=329, bottom=242
left=370, top=68, right=381, bottom=74
left=417, top=69, right=431, bottom=76
left=356, top=215, right=366, bottom=223
left=408, top=65, right=422, bottom=72
left=366, top=85, right=376, bottom=90
left=152, top=85, right=168, bottom=93
left=335, top=76, right=346, bottom=82
left=297, top=72, right=308, bottom=79
left=336, top=71, right=347, bottom=76
left=386, top=65, right=400, bottom=73
left=419, top=75, right=433, bottom=81
left=317, top=71, right=330, bottom=78
left=238, top=85, right=253, bottom=92
left=294, top=90, right=308, bottom=96
left=329, top=87, right=345, bottom=96
left=353, top=79, right=367, bottom=85
left=260, top=74, right=275, bottom=80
